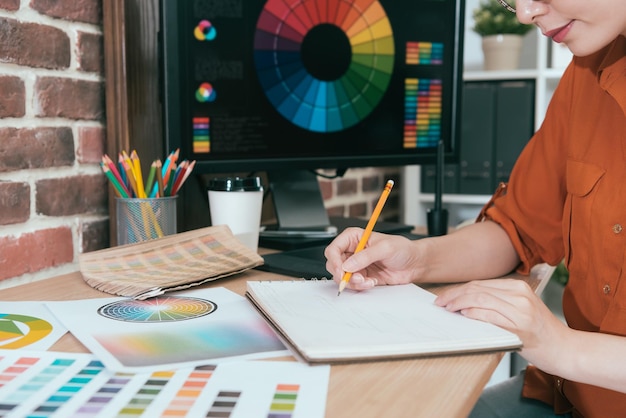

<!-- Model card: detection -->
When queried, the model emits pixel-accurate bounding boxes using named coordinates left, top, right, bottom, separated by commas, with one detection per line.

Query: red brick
left=80, top=218, right=109, bottom=252
left=0, top=76, right=25, bottom=117
left=0, top=127, right=74, bottom=172
left=362, top=175, right=382, bottom=192
left=0, top=182, right=30, bottom=225
left=30, top=0, right=101, bottom=24
left=348, top=203, right=367, bottom=218
left=336, top=178, right=358, bottom=196
left=0, top=0, right=19, bottom=11
left=76, top=31, right=103, bottom=73
left=77, top=126, right=105, bottom=163
left=35, top=77, right=104, bottom=120
left=319, top=179, right=333, bottom=200
left=326, top=206, right=344, bottom=218
left=0, top=17, right=70, bottom=69
left=36, top=174, right=108, bottom=216
left=0, top=227, right=73, bottom=281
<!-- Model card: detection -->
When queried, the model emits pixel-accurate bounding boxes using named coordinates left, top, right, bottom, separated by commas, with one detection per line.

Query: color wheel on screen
left=98, top=296, right=217, bottom=323
left=254, top=0, right=395, bottom=133
left=0, top=313, right=53, bottom=349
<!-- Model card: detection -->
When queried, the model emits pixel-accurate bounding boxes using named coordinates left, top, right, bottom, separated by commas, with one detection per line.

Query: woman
left=324, top=0, right=626, bottom=416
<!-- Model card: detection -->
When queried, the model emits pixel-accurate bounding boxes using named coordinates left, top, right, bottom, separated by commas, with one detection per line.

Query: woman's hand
left=324, top=228, right=422, bottom=291
left=434, top=278, right=569, bottom=373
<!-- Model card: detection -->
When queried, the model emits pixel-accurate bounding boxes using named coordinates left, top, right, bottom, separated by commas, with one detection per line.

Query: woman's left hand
left=434, top=278, right=568, bottom=374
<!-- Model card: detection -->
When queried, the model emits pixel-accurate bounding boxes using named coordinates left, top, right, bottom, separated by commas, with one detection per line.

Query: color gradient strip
left=117, top=370, right=174, bottom=416
left=0, top=356, right=39, bottom=391
left=404, top=78, right=442, bottom=148
left=193, top=117, right=210, bottom=154
left=206, top=390, right=241, bottom=417
left=267, top=383, right=300, bottom=418
left=161, top=365, right=216, bottom=417
left=73, top=375, right=132, bottom=417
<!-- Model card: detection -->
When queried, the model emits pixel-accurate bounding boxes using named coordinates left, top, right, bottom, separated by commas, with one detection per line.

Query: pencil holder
left=116, top=196, right=177, bottom=245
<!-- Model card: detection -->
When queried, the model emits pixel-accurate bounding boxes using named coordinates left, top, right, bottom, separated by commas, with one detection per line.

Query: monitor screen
left=159, top=0, right=464, bottom=237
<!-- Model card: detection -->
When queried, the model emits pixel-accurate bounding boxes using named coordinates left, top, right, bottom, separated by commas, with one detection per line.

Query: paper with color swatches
left=0, top=349, right=329, bottom=417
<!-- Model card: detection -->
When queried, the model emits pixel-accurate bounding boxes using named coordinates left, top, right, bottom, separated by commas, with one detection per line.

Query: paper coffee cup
left=207, top=177, right=263, bottom=252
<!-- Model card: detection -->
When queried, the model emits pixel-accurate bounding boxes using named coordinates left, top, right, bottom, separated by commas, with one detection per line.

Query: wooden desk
left=0, top=264, right=554, bottom=417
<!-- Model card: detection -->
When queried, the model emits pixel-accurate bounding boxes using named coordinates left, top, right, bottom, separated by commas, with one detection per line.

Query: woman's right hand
left=323, top=227, right=423, bottom=291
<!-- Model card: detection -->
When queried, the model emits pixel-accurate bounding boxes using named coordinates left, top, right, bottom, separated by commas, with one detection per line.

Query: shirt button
left=603, top=284, right=611, bottom=294
left=612, top=224, right=623, bottom=234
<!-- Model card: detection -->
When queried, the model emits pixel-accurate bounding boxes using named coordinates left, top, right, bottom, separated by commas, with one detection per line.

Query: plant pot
left=481, top=34, right=523, bottom=71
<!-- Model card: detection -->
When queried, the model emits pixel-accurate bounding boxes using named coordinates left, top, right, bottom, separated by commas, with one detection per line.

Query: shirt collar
left=597, top=36, right=626, bottom=116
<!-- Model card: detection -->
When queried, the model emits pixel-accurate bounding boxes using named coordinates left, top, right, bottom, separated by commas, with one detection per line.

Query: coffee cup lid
left=207, top=176, right=263, bottom=192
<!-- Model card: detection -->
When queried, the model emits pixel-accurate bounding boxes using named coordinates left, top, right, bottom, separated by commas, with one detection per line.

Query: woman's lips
left=545, top=21, right=574, bottom=43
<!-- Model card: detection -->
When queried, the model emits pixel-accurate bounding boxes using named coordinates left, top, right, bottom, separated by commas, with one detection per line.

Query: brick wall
left=0, top=0, right=108, bottom=289
left=319, top=167, right=402, bottom=222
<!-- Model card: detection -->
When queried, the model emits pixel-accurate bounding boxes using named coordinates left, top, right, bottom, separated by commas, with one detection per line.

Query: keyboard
left=256, top=230, right=426, bottom=279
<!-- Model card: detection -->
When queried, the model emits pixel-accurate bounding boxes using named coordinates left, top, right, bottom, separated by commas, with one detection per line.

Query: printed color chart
left=0, top=350, right=329, bottom=418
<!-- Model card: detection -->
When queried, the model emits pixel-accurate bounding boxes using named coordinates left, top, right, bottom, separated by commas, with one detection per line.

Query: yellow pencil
left=131, top=150, right=146, bottom=198
left=338, top=179, right=394, bottom=296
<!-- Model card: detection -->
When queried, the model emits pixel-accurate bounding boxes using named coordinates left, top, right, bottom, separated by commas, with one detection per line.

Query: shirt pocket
left=563, top=159, right=605, bottom=274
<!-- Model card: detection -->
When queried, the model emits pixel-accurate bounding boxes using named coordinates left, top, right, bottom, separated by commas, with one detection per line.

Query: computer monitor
left=159, top=0, right=465, bottom=236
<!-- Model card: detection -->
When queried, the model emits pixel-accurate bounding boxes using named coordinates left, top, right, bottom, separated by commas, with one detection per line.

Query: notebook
left=246, top=280, right=522, bottom=363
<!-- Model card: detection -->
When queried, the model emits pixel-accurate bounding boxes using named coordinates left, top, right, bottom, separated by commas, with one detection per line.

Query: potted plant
left=472, top=0, right=534, bottom=70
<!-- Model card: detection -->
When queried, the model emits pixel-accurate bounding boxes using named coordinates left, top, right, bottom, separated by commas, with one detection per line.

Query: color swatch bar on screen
left=406, top=41, right=444, bottom=65
left=193, top=117, right=210, bottom=153
left=404, top=78, right=442, bottom=148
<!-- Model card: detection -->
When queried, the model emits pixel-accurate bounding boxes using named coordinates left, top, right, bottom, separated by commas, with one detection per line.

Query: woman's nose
left=515, top=0, right=546, bottom=25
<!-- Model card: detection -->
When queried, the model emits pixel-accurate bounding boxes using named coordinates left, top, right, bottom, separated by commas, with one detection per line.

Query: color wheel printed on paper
left=254, top=0, right=395, bottom=132
left=0, top=313, right=54, bottom=349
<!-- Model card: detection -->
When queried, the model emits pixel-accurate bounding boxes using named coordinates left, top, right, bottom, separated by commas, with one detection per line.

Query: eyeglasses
left=497, top=0, right=516, bottom=13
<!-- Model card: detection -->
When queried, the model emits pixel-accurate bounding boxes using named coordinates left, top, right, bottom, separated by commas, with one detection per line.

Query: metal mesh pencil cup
left=116, top=196, right=177, bottom=245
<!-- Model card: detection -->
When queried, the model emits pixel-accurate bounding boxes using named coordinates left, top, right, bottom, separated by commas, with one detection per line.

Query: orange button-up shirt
left=484, top=35, right=626, bottom=417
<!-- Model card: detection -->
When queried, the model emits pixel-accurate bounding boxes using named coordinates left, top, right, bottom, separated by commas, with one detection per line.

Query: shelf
left=418, top=194, right=490, bottom=205
left=464, top=68, right=563, bottom=81
left=464, top=69, right=539, bottom=81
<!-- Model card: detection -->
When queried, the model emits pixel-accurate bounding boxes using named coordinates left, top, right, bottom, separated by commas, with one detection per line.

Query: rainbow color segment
left=193, top=116, right=210, bottom=153
left=0, top=313, right=53, bottom=349
left=254, top=0, right=395, bottom=133
left=97, top=296, right=217, bottom=323
left=404, top=78, right=442, bottom=148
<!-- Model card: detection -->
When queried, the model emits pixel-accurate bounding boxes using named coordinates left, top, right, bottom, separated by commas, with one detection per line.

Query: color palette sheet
left=0, top=349, right=330, bottom=417
left=0, top=302, right=67, bottom=351
left=45, top=288, right=289, bottom=373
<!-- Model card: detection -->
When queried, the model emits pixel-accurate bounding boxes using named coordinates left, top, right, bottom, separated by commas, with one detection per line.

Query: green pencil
left=101, top=163, right=130, bottom=198
left=144, top=160, right=156, bottom=197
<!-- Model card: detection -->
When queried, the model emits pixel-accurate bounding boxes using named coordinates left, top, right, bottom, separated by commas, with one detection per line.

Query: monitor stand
left=260, top=170, right=338, bottom=239
left=259, top=169, right=415, bottom=250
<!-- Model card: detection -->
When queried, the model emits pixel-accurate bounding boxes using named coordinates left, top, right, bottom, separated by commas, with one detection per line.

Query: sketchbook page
left=246, top=280, right=522, bottom=362
left=79, top=225, right=263, bottom=299
left=45, top=287, right=289, bottom=373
